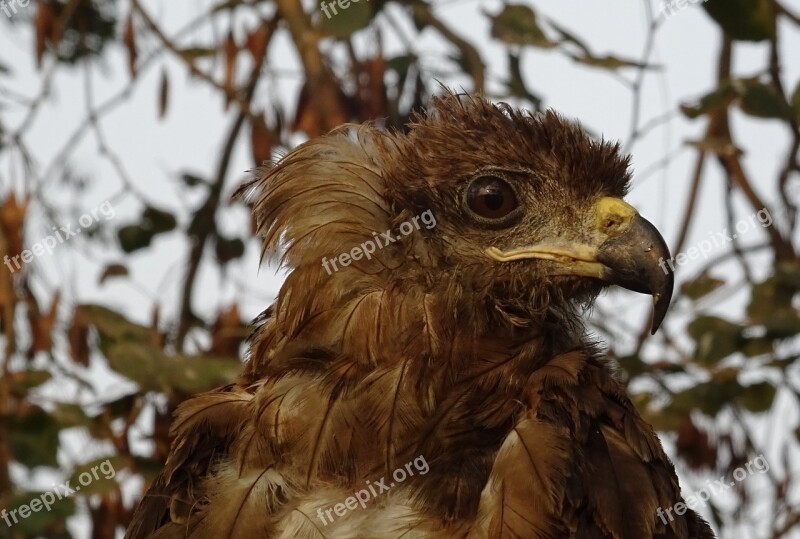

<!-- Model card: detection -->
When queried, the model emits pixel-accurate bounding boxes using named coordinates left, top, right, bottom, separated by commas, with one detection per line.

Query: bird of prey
left=126, top=92, right=715, bottom=539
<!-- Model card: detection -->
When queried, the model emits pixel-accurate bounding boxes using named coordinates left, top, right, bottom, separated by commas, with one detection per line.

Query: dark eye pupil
left=466, top=176, right=518, bottom=220
left=483, top=190, right=504, bottom=210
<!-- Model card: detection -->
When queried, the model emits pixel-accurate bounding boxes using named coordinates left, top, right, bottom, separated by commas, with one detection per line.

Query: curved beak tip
left=651, top=292, right=669, bottom=335
left=596, top=213, right=674, bottom=335
left=651, top=266, right=674, bottom=333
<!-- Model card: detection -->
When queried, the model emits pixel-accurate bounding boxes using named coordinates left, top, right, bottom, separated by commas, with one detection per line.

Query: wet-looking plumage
left=126, top=92, right=715, bottom=539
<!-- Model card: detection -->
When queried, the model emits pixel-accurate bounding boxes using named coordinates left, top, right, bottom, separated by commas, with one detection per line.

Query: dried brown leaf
left=68, top=305, right=91, bottom=366
left=29, top=291, right=60, bottom=356
left=245, top=25, right=269, bottom=64
left=151, top=304, right=166, bottom=349
left=34, top=2, right=56, bottom=69
left=99, top=263, right=129, bottom=285
left=250, top=112, right=272, bottom=166
left=293, top=81, right=349, bottom=137
left=357, top=56, right=387, bottom=121
left=223, top=30, right=238, bottom=110
left=209, top=305, right=244, bottom=356
left=158, top=68, right=169, bottom=119
left=124, top=11, right=137, bottom=78
left=0, top=193, right=28, bottom=264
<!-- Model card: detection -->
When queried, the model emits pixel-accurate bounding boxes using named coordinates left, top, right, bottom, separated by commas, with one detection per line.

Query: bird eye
left=466, top=176, right=518, bottom=220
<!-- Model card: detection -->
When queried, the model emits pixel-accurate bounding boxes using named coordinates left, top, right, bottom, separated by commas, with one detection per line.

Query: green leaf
left=83, top=305, right=152, bottom=344
left=570, top=53, right=650, bottom=70
left=68, top=456, right=123, bottom=496
left=671, top=368, right=776, bottom=417
left=747, top=275, right=800, bottom=337
left=687, top=316, right=743, bottom=366
left=742, top=337, right=774, bottom=358
left=103, top=341, right=163, bottom=393
left=775, top=261, right=800, bottom=291
left=102, top=337, right=240, bottom=395
left=319, top=0, right=375, bottom=38
left=762, top=311, right=800, bottom=338
left=737, top=80, right=793, bottom=120
left=51, top=403, right=95, bottom=429
left=211, top=0, right=244, bottom=13
left=178, top=47, right=217, bottom=60
left=4, top=491, right=75, bottom=537
left=671, top=378, right=738, bottom=416
left=117, top=224, right=154, bottom=253
left=681, top=82, right=737, bottom=118
left=636, top=391, right=685, bottom=432
left=9, top=407, right=61, bottom=468
left=616, top=354, right=645, bottom=379
left=680, top=274, right=725, bottom=300
left=547, top=20, right=591, bottom=54
left=103, top=392, right=140, bottom=419
left=685, top=136, right=742, bottom=157
left=683, top=79, right=792, bottom=121
left=386, top=55, right=414, bottom=77
left=768, top=354, right=798, bottom=369
left=548, top=19, right=652, bottom=71
left=181, top=172, right=209, bottom=187
left=507, top=53, right=542, bottom=108
left=215, top=236, right=246, bottom=264
left=488, top=4, right=556, bottom=48
left=9, top=370, right=52, bottom=397
left=163, top=354, right=241, bottom=394
left=49, top=0, right=118, bottom=65
left=792, top=81, right=800, bottom=123
left=142, top=206, right=178, bottom=235
left=738, top=381, right=776, bottom=412
left=703, top=0, right=775, bottom=41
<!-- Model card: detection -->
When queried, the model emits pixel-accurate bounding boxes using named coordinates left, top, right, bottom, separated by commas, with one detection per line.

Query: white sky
left=2, top=0, right=800, bottom=537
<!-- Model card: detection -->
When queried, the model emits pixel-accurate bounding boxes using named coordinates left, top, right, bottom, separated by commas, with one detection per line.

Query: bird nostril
left=605, top=216, right=622, bottom=232
left=594, top=197, right=638, bottom=237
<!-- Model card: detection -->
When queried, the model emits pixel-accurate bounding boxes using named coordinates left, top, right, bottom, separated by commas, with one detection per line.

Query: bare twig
left=132, top=0, right=258, bottom=121
left=174, top=26, right=272, bottom=350
left=409, top=3, right=485, bottom=92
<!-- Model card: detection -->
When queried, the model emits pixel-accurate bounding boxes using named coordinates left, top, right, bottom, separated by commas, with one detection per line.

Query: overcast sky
left=2, top=1, right=800, bottom=536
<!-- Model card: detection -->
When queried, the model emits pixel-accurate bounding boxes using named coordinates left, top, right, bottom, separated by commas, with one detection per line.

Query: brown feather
left=126, top=92, right=715, bottom=539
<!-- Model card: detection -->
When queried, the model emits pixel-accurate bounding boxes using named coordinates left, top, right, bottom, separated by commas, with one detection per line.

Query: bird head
left=251, top=92, right=673, bottom=339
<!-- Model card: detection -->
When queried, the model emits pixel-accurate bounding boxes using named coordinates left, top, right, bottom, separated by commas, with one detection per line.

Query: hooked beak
left=485, top=197, right=674, bottom=334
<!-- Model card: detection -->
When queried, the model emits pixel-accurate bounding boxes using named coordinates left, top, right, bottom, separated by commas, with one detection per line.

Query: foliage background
left=0, top=0, right=799, bottom=537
